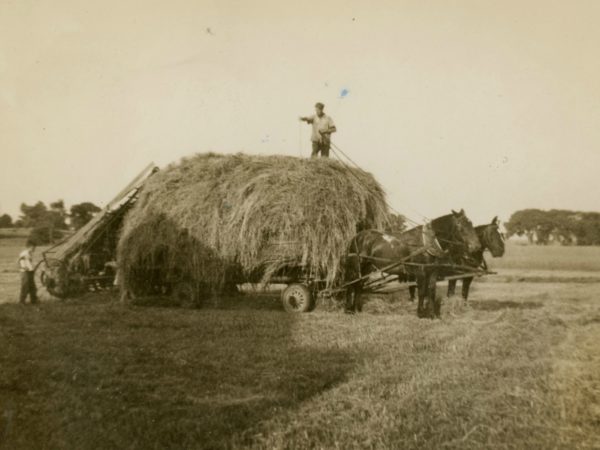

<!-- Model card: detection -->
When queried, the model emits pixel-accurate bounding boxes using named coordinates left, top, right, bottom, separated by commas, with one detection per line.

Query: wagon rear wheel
left=281, top=283, right=312, bottom=313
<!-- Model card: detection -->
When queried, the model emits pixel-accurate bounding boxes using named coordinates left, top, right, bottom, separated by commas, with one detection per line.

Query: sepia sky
left=1, top=0, right=599, bottom=225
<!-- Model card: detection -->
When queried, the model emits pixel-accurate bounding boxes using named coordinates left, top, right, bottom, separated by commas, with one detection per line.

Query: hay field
left=0, top=236, right=599, bottom=449
left=490, top=242, right=600, bottom=272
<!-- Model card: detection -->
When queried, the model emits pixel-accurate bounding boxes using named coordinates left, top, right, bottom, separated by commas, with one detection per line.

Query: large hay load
left=117, top=153, right=388, bottom=309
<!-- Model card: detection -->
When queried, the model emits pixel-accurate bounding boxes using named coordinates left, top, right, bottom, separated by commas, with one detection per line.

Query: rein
left=435, top=221, right=468, bottom=252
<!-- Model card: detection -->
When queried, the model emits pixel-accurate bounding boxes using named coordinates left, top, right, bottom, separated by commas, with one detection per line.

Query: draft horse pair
left=344, top=210, right=504, bottom=318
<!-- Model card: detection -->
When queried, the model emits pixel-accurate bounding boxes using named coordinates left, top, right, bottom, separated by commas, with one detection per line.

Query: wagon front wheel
left=281, top=283, right=312, bottom=313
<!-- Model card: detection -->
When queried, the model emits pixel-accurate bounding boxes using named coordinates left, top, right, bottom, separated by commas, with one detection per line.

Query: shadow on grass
left=0, top=301, right=356, bottom=449
left=469, top=299, right=544, bottom=311
left=130, top=292, right=285, bottom=313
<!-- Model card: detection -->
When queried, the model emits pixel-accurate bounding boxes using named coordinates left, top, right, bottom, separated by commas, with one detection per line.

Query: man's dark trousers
left=20, top=271, right=38, bottom=304
left=311, top=141, right=330, bottom=158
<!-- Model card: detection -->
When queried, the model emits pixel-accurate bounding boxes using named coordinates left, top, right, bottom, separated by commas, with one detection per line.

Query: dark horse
left=408, top=209, right=481, bottom=301
left=447, top=216, right=505, bottom=302
left=344, top=210, right=480, bottom=318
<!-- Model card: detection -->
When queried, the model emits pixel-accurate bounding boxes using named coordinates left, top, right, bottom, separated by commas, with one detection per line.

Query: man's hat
left=315, top=102, right=324, bottom=109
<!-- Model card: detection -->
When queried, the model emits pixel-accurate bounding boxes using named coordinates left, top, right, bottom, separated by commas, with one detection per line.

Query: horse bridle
left=482, top=224, right=504, bottom=254
left=435, top=219, right=470, bottom=253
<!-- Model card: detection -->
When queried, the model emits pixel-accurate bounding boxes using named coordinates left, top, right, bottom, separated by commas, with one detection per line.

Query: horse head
left=450, top=209, right=481, bottom=254
left=477, top=216, right=505, bottom=257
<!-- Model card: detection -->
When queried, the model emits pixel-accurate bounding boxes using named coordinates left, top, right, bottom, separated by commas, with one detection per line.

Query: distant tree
left=0, top=214, right=12, bottom=228
left=385, top=213, right=408, bottom=234
left=19, top=201, right=48, bottom=228
left=505, top=209, right=558, bottom=244
left=50, top=200, right=66, bottom=215
left=573, top=212, right=600, bottom=246
left=70, top=202, right=101, bottom=230
left=20, top=200, right=69, bottom=244
left=545, top=209, right=577, bottom=244
left=506, top=208, right=600, bottom=246
left=49, top=200, right=68, bottom=225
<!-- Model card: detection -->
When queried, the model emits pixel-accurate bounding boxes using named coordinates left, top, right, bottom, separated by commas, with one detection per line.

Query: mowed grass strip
left=2, top=282, right=598, bottom=449
left=489, top=242, right=600, bottom=272
left=245, top=308, right=568, bottom=449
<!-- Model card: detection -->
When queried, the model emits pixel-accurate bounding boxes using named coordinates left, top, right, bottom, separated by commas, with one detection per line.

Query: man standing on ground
left=300, top=102, right=337, bottom=158
left=18, top=240, right=38, bottom=304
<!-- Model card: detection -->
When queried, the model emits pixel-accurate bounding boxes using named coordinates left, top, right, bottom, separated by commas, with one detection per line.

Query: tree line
left=0, top=201, right=101, bottom=244
left=505, top=209, right=600, bottom=245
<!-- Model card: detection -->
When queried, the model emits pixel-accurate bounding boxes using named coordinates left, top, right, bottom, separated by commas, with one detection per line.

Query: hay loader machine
left=37, top=164, right=158, bottom=298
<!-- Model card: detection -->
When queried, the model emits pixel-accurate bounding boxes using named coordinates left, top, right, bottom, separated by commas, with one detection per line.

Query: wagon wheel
left=281, top=283, right=312, bottom=313
left=171, top=281, right=201, bottom=308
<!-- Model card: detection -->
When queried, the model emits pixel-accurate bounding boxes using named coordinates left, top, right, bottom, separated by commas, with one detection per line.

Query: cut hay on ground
left=117, top=153, right=389, bottom=295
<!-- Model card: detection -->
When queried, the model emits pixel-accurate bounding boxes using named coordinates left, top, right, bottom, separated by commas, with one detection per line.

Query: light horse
left=447, top=216, right=505, bottom=302
left=345, top=210, right=481, bottom=318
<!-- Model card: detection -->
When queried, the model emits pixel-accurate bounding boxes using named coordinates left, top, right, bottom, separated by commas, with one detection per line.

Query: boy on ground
left=18, top=240, right=38, bottom=304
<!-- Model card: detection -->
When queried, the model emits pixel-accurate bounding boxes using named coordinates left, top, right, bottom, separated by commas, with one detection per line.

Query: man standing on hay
left=300, top=102, right=336, bottom=158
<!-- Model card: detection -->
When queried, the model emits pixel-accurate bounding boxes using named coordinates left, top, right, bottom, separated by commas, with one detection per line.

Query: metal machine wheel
left=281, top=283, right=313, bottom=313
left=36, top=259, right=70, bottom=299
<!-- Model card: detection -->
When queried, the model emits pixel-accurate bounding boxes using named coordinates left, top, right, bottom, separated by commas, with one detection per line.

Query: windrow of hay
left=117, top=153, right=389, bottom=295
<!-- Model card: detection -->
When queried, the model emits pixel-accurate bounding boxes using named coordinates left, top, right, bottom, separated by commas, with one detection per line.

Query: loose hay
left=117, top=153, right=388, bottom=295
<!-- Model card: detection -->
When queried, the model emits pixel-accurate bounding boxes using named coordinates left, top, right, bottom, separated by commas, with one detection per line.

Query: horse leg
left=409, top=285, right=417, bottom=302
left=447, top=279, right=456, bottom=298
left=462, top=277, right=473, bottom=303
left=344, top=252, right=362, bottom=314
left=345, top=287, right=356, bottom=313
left=425, top=272, right=438, bottom=318
left=416, top=275, right=427, bottom=318
left=355, top=286, right=363, bottom=313
left=429, top=271, right=441, bottom=318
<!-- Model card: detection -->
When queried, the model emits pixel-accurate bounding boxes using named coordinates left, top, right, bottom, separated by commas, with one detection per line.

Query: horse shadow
left=469, top=299, right=544, bottom=311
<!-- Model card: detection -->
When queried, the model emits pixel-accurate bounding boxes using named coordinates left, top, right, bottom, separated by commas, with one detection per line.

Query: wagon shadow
left=131, top=292, right=286, bottom=312
left=469, top=299, right=544, bottom=311
left=211, top=291, right=284, bottom=311
left=120, top=311, right=357, bottom=448
left=0, top=302, right=358, bottom=449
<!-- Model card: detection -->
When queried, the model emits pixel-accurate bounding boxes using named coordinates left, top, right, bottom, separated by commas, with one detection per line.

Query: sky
left=1, top=0, right=599, bottom=226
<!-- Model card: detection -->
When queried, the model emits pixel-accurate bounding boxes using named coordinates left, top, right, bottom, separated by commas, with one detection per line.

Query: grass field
left=0, top=229, right=30, bottom=240
left=1, top=237, right=599, bottom=449
left=490, top=242, right=600, bottom=272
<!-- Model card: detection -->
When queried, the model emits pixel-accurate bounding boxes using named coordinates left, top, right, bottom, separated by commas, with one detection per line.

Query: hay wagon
left=37, top=164, right=158, bottom=298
